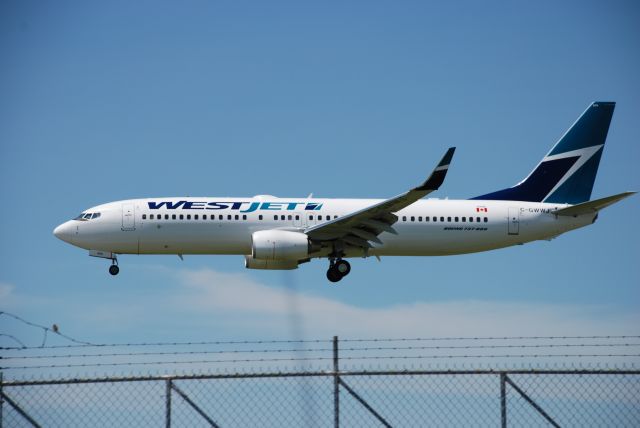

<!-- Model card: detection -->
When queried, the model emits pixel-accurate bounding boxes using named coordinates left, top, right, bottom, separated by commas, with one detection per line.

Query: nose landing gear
left=88, top=250, right=120, bottom=276
left=327, top=259, right=351, bottom=283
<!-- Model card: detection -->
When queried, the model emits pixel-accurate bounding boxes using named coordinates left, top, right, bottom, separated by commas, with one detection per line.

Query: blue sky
left=1, top=1, right=639, bottom=353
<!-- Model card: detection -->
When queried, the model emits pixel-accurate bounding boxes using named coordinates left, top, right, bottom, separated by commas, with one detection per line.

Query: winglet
left=415, top=147, right=456, bottom=191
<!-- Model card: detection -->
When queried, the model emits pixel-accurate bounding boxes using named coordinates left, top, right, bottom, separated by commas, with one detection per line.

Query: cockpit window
left=73, top=212, right=101, bottom=221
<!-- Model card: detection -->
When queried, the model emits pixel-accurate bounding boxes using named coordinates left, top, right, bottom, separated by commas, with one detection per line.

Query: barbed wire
left=0, top=312, right=96, bottom=347
left=0, top=333, right=26, bottom=348
left=340, top=335, right=640, bottom=342
left=4, top=342, right=640, bottom=361
left=3, top=334, right=639, bottom=351
left=4, top=353, right=640, bottom=371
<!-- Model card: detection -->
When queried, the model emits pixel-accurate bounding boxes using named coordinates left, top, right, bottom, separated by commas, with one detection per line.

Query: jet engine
left=251, top=230, right=310, bottom=261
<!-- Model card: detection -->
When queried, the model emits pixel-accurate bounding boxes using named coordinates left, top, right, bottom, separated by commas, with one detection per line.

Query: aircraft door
left=508, top=207, right=520, bottom=235
left=122, top=204, right=136, bottom=231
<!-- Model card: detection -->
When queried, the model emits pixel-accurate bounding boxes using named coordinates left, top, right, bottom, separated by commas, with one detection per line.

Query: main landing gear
left=108, top=258, right=119, bottom=276
left=327, top=259, right=351, bottom=283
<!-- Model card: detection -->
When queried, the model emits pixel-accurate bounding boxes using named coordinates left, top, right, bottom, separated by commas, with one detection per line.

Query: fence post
left=500, top=373, right=506, bottom=428
left=165, top=378, right=172, bottom=428
left=333, top=335, right=339, bottom=428
left=1, top=372, right=3, bottom=428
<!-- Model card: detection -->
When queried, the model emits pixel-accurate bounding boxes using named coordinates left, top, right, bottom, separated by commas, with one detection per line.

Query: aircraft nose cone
left=53, top=222, right=74, bottom=244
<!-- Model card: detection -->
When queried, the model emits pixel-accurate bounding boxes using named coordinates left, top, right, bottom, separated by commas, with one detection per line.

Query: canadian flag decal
left=476, top=207, right=488, bottom=212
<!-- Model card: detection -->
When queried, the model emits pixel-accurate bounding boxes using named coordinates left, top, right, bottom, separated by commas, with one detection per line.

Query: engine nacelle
left=251, top=230, right=309, bottom=261
left=244, top=256, right=299, bottom=270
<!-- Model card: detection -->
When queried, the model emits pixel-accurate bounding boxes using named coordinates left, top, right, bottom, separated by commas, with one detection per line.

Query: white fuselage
left=54, top=196, right=595, bottom=258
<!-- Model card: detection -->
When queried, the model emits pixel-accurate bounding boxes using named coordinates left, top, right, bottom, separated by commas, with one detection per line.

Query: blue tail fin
left=472, top=102, right=615, bottom=204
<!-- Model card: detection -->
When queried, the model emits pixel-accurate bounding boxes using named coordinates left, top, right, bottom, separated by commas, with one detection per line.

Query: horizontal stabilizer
left=555, top=191, right=636, bottom=216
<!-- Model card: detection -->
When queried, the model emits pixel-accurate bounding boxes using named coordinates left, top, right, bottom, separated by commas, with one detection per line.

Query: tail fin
left=472, top=102, right=615, bottom=204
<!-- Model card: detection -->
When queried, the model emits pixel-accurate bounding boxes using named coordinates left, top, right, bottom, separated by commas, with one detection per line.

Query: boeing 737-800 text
left=54, top=102, right=635, bottom=282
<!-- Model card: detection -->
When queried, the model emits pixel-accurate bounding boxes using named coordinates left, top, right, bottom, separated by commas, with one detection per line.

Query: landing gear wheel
left=109, top=265, right=120, bottom=276
left=335, top=260, right=351, bottom=276
left=327, top=267, right=342, bottom=283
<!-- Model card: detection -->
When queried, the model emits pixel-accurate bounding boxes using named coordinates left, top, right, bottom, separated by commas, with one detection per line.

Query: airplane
left=54, top=101, right=635, bottom=282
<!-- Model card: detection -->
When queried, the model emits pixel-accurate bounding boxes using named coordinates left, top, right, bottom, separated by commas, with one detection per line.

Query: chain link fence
left=3, top=332, right=640, bottom=428
left=2, top=369, right=640, bottom=427
left=3, top=333, right=640, bottom=427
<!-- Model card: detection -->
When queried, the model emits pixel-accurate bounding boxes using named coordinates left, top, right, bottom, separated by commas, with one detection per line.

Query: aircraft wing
left=305, top=147, right=455, bottom=250
left=555, top=191, right=636, bottom=216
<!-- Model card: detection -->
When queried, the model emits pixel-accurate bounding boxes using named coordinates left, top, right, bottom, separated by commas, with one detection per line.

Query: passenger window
left=476, top=217, right=481, bottom=222
left=425, top=216, right=429, bottom=222
left=259, top=215, right=263, bottom=220
left=202, top=215, right=207, bottom=220
left=194, top=214, right=199, bottom=220
left=187, top=214, right=191, bottom=220
left=228, top=215, right=232, bottom=220
left=447, top=217, right=451, bottom=222
left=411, top=216, right=415, bottom=222
left=179, top=214, right=184, bottom=220
left=295, top=215, right=299, bottom=220
left=402, top=216, right=407, bottom=221
left=274, top=215, right=278, bottom=221
left=433, top=217, right=437, bottom=222
left=280, top=215, right=285, bottom=220
left=142, top=214, right=147, bottom=220
left=172, top=214, right=177, bottom=220
left=165, top=214, right=169, bottom=220
left=455, top=217, right=459, bottom=222
left=440, top=217, right=444, bottom=222
left=469, top=217, right=473, bottom=222
left=235, top=215, right=239, bottom=220
left=418, top=216, right=422, bottom=222
left=334, top=215, right=338, bottom=219
left=309, top=215, right=314, bottom=220
left=243, top=215, right=247, bottom=220
left=288, top=215, right=292, bottom=220
left=484, top=217, right=488, bottom=223
left=462, top=217, right=466, bottom=222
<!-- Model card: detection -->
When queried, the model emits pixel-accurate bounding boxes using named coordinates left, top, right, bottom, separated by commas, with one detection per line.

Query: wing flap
left=349, top=227, right=384, bottom=244
left=362, top=219, right=398, bottom=235
left=343, top=235, right=373, bottom=249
